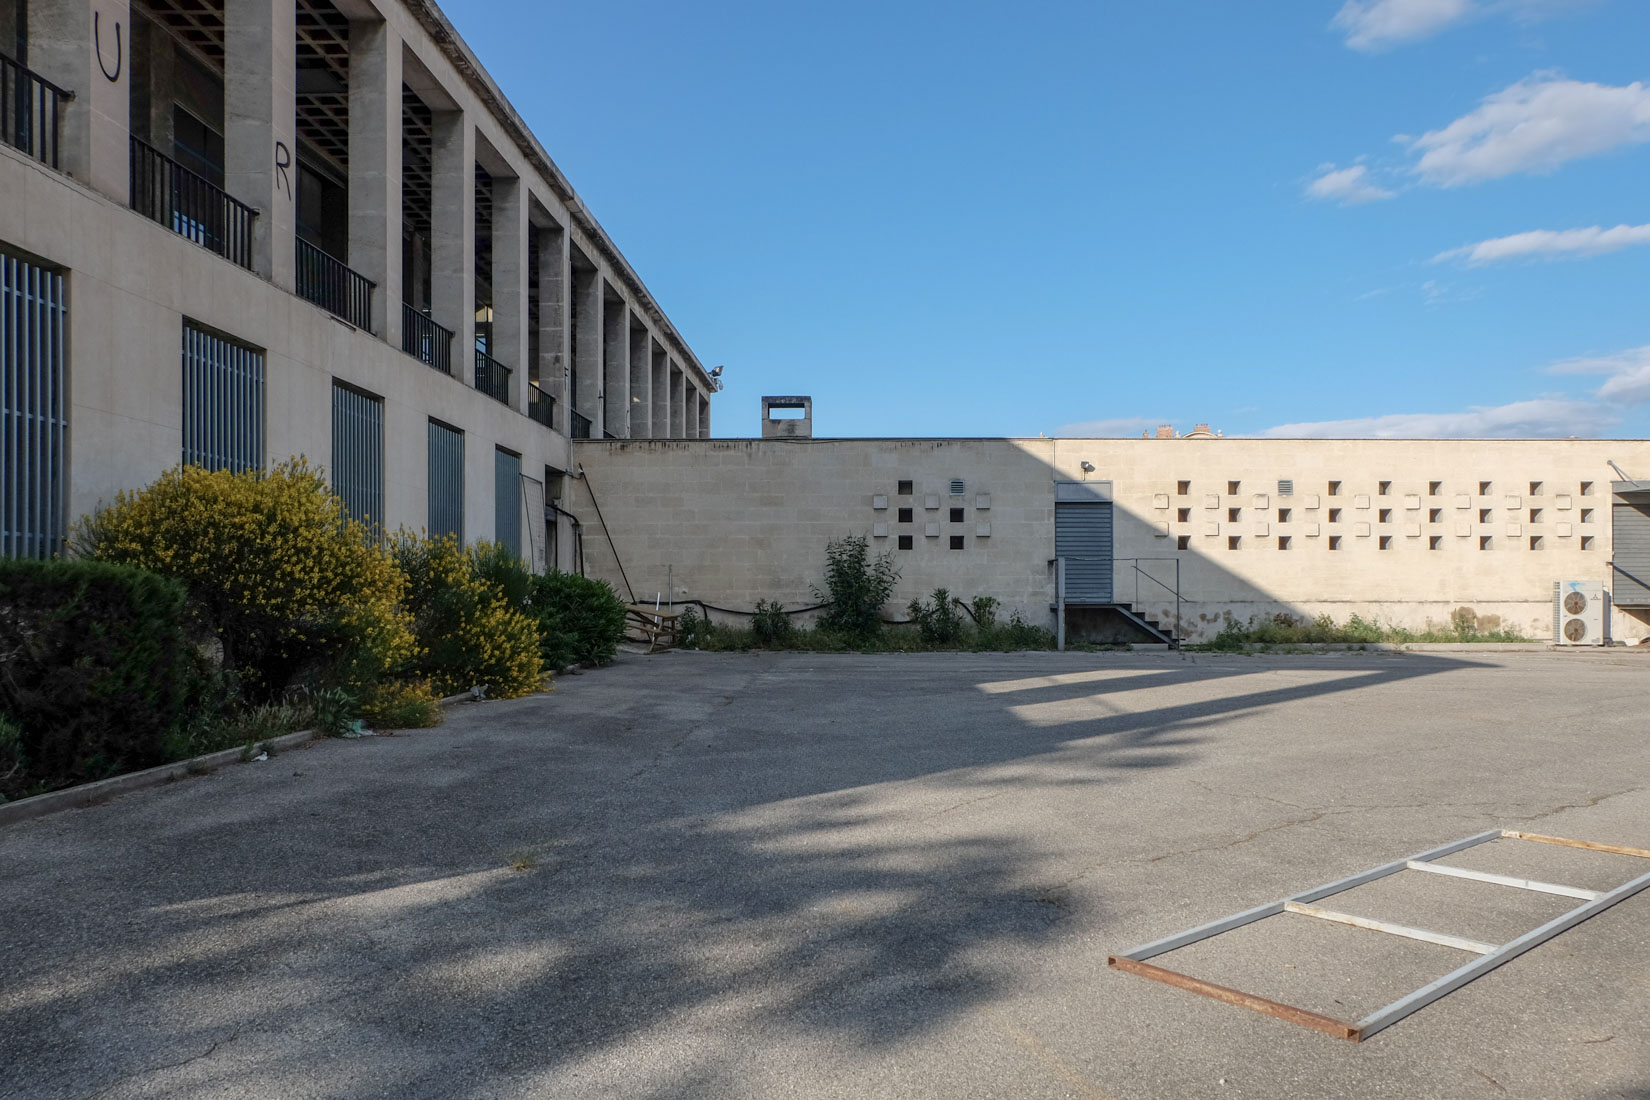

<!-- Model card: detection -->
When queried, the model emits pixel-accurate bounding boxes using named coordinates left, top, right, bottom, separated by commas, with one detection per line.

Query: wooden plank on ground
left=1107, top=955, right=1362, bottom=1041
left=1503, top=831, right=1650, bottom=860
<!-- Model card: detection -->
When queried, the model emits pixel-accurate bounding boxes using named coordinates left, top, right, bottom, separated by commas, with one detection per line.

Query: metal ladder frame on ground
left=1108, top=829, right=1650, bottom=1041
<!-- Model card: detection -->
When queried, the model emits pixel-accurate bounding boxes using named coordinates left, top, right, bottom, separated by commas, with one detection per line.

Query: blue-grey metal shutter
left=494, top=447, right=521, bottom=555
left=182, top=320, right=264, bottom=472
left=1, top=248, right=67, bottom=559
left=1056, top=502, right=1113, bottom=602
left=1612, top=484, right=1650, bottom=608
left=331, top=382, right=384, bottom=528
left=427, top=420, right=464, bottom=540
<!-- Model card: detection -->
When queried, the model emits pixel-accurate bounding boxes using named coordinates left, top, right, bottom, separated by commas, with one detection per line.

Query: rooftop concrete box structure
left=761, top=396, right=812, bottom=439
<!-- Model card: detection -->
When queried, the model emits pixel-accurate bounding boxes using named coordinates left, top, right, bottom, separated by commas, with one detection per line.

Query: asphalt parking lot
left=3, top=649, right=1648, bottom=1100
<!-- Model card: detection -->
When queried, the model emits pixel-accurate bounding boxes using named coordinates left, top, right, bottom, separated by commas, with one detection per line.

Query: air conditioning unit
left=1553, top=581, right=1610, bottom=646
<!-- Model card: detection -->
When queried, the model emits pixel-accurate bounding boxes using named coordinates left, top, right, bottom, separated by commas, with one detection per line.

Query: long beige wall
left=569, top=437, right=1650, bottom=642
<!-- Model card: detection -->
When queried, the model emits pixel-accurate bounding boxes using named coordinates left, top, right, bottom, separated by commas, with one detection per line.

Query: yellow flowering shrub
left=361, top=677, right=445, bottom=729
left=393, top=534, right=543, bottom=698
left=76, top=461, right=416, bottom=698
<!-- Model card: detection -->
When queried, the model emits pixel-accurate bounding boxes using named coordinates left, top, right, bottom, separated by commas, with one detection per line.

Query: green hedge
left=529, top=572, right=628, bottom=669
left=0, top=558, right=218, bottom=801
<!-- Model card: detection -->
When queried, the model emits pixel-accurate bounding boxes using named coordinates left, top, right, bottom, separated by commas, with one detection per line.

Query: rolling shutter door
left=1056, top=501, right=1113, bottom=602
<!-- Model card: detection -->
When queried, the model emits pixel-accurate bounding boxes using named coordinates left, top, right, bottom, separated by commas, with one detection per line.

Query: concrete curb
left=0, top=728, right=319, bottom=828
left=0, top=688, right=486, bottom=830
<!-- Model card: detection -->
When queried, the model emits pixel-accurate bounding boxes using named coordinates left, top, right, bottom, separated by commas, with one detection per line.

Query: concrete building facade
left=1, top=0, right=715, bottom=567
left=568, top=433, right=1650, bottom=644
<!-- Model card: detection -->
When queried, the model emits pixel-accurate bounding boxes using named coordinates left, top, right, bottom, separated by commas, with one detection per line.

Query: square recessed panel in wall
left=925, top=521, right=940, bottom=537
left=976, top=522, right=991, bottom=537
left=1556, top=494, right=1572, bottom=510
left=1153, top=493, right=1170, bottom=509
left=1403, top=494, right=1421, bottom=509
left=1456, top=522, right=1471, bottom=536
left=1252, top=521, right=1269, bottom=537
left=872, top=522, right=888, bottom=537
left=1354, top=495, right=1371, bottom=509
left=1507, top=521, right=1523, bottom=536
left=1252, top=493, right=1269, bottom=509
left=1354, top=522, right=1371, bottom=537
left=1455, top=495, right=1471, bottom=509
left=976, top=493, right=991, bottom=510
left=1204, top=495, right=1220, bottom=510
left=1304, top=493, right=1320, bottom=509
left=1304, top=522, right=1320, bottom=537
left=872, top=494, right=888, bottom=510
left=1404, top=523, right=1421, bottom=537
left=1204, top=523, right=1220, bottom=536
left=925, top=494, right=940, bottom=510
left=1505, top=495, right=1522, bottom=509
left=1156, top=521, right=1170, bottom=537
left=1556, top=522, right=1573, bottom=537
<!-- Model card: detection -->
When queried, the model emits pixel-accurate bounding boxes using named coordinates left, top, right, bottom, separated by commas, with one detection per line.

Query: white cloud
left=1549, top=345, right=1650, bottom=404
left=1305, top=163, right=1395, bottom=204
left=1052, top=416, right=1173, bottom=438
left=1333, top=0, right=1596, bottom=51
left=1333, top=0, right=1475, bottom=51
left=1258, top=398, right=1606, bottom=438
left=1434, top=222, right=1650, bottom=264
left=1408, top=76, right=1650, bottom=186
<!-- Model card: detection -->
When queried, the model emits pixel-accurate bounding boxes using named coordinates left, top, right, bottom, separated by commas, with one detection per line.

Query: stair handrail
left=1114, top=556, right=1182, bottom=645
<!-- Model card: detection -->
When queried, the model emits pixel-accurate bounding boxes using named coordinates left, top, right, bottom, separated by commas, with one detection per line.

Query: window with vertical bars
left=182, top=320, right=264, bottom=472
left=0, top=248, right=67, bottom=559
left=494, top=447, right=522, bottom=556
left=427, top=420, right=464, bottom=540
left=331, top=382, right=384, bottom=529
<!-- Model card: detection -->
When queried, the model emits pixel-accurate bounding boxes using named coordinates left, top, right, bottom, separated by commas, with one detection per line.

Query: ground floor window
left=494, top=447, right=521, bottom=556
left=427, top=419, right=464, bottom=540
left=0, top=246, right=67, bottom=558
left=331, top=382, right=384, bottom=528
left=182, top=319, right=264, bottom=472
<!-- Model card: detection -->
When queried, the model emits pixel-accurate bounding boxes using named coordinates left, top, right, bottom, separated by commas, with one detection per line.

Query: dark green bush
left=0, top=558, right=219, bottom=800
left=529, top=572, right=628, bottom=669
left=908, top=587, right=966, bottom=645
left=812, top=534, right=900, bottom=641
left=751, top=599, right=796, bottom=648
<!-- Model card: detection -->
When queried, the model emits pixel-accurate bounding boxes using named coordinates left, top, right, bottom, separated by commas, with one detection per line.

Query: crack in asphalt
left=80, top=1030, right=242, bottom=1100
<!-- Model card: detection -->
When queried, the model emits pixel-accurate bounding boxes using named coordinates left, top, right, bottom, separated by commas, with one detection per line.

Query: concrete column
left=571, top=264, right=600, bottom=425
left=347, top=18, right=401, bottom=344
left=669, top=362, right=685, bottom=437
left=600, top=284, right=628, bottom=438
left=536, top=220, right=569, bottom=433
left=685, top=385, right=700, bottom=438
left=628, top=315, right=650, bottom=438
left=700, top=392, right=711, bottom=438
left=29, top=0, right=130, bottom=200
left=492, top=175, right=529, bottom=414
left=224, top=0, right=296, bottom=289
left=650, top=340, right=668, bottom=438
left=429, top=109, right=474, bottom=385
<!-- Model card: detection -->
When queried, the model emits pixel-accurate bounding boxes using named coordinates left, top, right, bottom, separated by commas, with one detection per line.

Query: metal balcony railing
left=401, top=304, right=453, bottom=375
left=473, top=348, right=511, bottom=404
left=0, top=52, right=68, bottom=169
left=528, top=381, right=555, bottom=428
left=570, top=410, right=592, bottom=439
left=129, top=137, right=257, bottom=269
left=296, top=237, right=374, bottom=331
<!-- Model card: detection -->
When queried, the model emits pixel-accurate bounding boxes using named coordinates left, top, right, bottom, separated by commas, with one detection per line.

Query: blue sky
left=445, top=0, right=1650, bottom=439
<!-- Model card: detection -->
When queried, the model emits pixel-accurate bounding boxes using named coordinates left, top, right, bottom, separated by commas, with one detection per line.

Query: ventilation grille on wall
left=1278, top=479, right=1294, bottom=496
left=950, top=478, right=966, bottom=496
